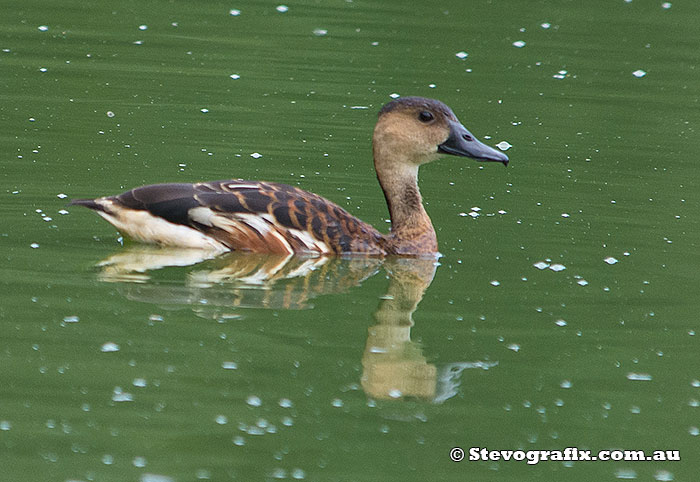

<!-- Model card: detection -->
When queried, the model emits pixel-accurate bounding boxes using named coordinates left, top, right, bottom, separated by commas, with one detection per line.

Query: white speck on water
left=138, top=25, right=148, bottom=31
left=0, top=421, right=11, bottom=431
left=38, top=25, right=49, bottom=31
left=506, top=343, right=521, bottom=352
left=555, top=319, right=567, bottom=327
left=141, top=475, right=175, bottom=482
left=428, top=83, right=436, bottom=88
left=148, top=314, right=163, bottom=322
left=632, top=69, right=647, bottom=78
left=541, top=22, right=551, bottom=29
left=229, top=73, right=240, bottom=79
left=553, top=70, right=568, bottom=79
left=561, top=213, right=570, bottom=218
left=312, top=28, right=328, bottom=36
left=490, top=280, right=500, bottom=287
left=350, top=105, right=369, bottom=109
left=112, top=387, right=133, bottom=402
left=389, top=92, right=400, bottom=99
left=455, top=51, right=468, bottom=59
left=388, top=389, right=402, bottom=399
left=222, top=361, right=238, bottom=370
left=58, top=209, right=68, bottom=215
left=133, top=40, right=143, bottom=45
left=615, top=468, right=638, bottom=479
left=200, top=108, right=209, bottom=113
left=133, top=378, right=147, bottom=387
left=661, top=2, right=672, bottom=9
left=246, top=395, right=262, bottom=407
left=101, top=342, right=120, bottom=352
left=627, top=373, right=653, bottom=381
left=250, top=152, right=263, bottom=159
left=498, top=210, right=507, bottom=214
left=56, top=193, right=68, bottom=199
left=654, top=470, right=674, bottom=481
left=275, top=5, right=289, bottom=13
left=468, top=211, right=479, bottom=218
left=496, top=141, right=512, bottom=151
left=215, top=415, right=228, bottom=425
left=560, top=380, right=572, bottom=389
left=30, top=242, right=40, bottom=249
left=233, top=435, right=245, bottom=446
left=604, top=257, right=618, bottom=265
left=689, top=426, right=700, bottom=436
left=471, top=206, right=481, bottom=212
left=291, top=468, right=306, bottom=479
left=63, top=315, right=79, bottom=323
left=271, top=468, right=287, bottom=479
left=577, top=279, right=589, bottom=286
left=39, top=67, right=47, bottom=72
left=512, top=40, right=526, bottom=48
left=229, top=9, right=241, bottom=16
left=549, top=264, right=566, bottom=272
left=133, top=456, right=147, bottom=468
left=278, top=398, right=293, bottom=408
left=331, top=398, right=344, bottom=407
left=107, top=111, right=115, bottom=117
left=102, top=454, right=114, bottom=465
left=533, top=261, right=550, bottom=270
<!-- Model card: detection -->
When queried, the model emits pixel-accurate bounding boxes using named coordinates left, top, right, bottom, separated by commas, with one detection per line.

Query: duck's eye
left=418, top=111, right=434, bottom=123
left=462, top=134, right=473, bottom=142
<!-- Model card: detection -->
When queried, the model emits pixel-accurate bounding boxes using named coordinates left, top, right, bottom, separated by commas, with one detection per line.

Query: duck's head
left=372, top=96, right=509, bottom=167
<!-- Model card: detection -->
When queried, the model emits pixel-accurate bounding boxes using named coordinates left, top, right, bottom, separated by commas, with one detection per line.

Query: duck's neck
left=374, top=156, right=437, bottom=255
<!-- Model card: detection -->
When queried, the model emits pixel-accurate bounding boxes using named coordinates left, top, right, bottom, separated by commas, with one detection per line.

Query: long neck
left=374, top=153, right=437, bottom=254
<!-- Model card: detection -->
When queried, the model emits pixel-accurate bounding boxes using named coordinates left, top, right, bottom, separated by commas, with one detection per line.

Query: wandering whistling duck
left=70, top=97, right=509, bottom=257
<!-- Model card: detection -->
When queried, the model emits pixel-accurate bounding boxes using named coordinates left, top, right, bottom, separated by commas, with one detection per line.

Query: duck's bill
left=438, top=120, right=509, bottom=166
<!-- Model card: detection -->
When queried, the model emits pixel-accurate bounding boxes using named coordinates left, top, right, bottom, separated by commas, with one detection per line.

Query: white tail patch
left=97, top=200, right=228, bottom=251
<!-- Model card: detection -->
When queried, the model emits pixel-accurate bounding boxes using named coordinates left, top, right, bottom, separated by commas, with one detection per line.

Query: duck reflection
left=96, top=247, right=496, bottom=402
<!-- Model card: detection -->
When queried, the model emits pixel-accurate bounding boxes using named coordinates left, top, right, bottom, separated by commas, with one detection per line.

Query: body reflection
left=95, top=247, right=496, bottom=402
left=361, top=259, right=497, bottom=403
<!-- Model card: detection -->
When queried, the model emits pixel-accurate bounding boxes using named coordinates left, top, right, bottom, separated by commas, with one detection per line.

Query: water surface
left=1, top=0, right=699, bottom=480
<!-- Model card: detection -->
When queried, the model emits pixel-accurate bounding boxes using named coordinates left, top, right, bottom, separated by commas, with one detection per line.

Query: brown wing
left=72, top=180, right=387, bottom=255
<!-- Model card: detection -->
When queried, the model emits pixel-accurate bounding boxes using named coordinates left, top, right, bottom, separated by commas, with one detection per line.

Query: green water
left=2, top=0, right=699, bottom=480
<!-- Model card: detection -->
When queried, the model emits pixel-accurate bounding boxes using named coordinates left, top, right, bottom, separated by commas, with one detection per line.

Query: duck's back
left=70, top=180, right=387, bottom=255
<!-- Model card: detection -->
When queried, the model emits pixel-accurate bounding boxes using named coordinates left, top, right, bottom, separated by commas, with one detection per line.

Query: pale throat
left=374, top=153, right=436, bottom=245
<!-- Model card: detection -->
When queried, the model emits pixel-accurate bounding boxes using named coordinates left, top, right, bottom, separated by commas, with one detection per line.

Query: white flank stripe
left=266, top=229, right=294, bottom=255
left=188, top=206, right=216, bottom=227
left=289, top=228, right=330, bottom=254
left=236, top=213, right=273, bottom=236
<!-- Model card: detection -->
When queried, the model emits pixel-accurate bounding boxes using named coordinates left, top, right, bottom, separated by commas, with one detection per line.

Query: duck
left=69, top=96, right=509, bottom=257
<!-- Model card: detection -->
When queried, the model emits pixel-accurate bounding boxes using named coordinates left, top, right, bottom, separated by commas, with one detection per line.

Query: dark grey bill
left=438, top=120, right=509, bottom=166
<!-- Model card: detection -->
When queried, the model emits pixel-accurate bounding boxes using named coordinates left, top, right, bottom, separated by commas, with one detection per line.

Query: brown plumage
left=70, top=97, right=509, bottom=257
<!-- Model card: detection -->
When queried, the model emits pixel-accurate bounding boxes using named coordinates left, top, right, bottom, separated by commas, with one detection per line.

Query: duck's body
left=72, top=179, right=387, bottom=255
left=70, top=97, right=508, bottom=257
